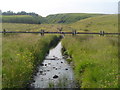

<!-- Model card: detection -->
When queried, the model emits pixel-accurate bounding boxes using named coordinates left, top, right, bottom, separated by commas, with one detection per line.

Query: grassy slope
left=62, top=14, right=118, bottom=88
left=2, top=13, right=103, bottom=24
left=2, top=15, right=47, bottom=24
left=69, top=14, right=118, bottom=32
left=3, top=14, right=115, bottom=33
left=46, top=13, right=103, bottom=24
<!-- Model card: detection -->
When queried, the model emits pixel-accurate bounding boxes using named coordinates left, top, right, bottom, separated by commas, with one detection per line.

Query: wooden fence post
left=3, top=29, right=6, bottom=35
left=41, top=29, right=44, bottom=36
left=100, top=31, right=104, bottom=36
left=72, top=30, right=77, bottom=36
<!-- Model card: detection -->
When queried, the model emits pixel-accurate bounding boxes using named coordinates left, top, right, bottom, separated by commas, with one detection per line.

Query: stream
left=30, top=42, right=76, bottom=88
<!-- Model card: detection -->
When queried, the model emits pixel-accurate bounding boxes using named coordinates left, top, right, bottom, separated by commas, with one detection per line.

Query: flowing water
left=31, top=42, right=76, bottom=88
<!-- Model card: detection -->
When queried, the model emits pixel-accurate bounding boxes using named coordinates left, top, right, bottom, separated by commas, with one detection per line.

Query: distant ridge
left=46, top=13, right=104, bottom=24
left=2, top=11, right=105, bottom=24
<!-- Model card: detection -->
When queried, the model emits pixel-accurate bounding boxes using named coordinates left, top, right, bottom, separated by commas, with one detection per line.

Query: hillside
left=68, top=14, right=118, bottom=32
left=2, top=13, right=104, bottom=24
left=2, top=15, right=47, bottom=24
left=2, top=15, right=117, bottom=33
left=46, top=13, right=104, bottom=24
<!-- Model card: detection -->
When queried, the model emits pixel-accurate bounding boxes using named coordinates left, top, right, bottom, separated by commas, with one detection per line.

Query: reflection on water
left=31, top=42, right=76, bottom=88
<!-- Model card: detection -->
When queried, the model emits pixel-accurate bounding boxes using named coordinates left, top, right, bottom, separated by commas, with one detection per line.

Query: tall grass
left=62, top=35, right=118, bottom=88
left=2, top=23, right=65, bottom=32
left=0, top=34, right=2, bottom=89
left=62, top=14, right=118, bottom=88
left=2, top=34, right=59, bottom=88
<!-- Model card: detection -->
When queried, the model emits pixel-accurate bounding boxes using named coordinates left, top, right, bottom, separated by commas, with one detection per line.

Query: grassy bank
left=2, top=33, right=59, bottom=88
left=62, top=35, right=118, bottom=88
left=62, top=14, right=118, bottom=88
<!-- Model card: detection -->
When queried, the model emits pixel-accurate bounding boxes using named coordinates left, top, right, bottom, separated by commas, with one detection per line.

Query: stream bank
left=29, top=41, right=78, bottom=88
left=26, top=35, right=62, bottom=88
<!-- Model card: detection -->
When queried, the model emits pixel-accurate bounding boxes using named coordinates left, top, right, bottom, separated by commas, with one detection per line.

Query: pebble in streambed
left=30, top=42, right=76, bottom=88
left=53, top=75, right=59, bottom=79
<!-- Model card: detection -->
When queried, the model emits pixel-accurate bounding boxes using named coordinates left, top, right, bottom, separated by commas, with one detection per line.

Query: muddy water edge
left=28, top=39, right=79, bottom=88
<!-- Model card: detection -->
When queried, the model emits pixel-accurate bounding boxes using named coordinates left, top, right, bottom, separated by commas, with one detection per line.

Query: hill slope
left=2, top=13, right=104, bottom=24
left=46, top=13, right=104, bottom=24
left=2, top=15, right=47, bottom=24
left=2, top=15, right=117, bottom=33
left=68, top=14, right=118, bottom=32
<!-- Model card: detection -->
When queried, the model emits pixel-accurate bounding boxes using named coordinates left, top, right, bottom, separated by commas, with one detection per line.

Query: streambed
left=31, top=42, right=76, bottom=88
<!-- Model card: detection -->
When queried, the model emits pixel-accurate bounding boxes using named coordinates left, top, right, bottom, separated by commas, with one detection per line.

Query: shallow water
left=31, top=42, right=75, bottom=88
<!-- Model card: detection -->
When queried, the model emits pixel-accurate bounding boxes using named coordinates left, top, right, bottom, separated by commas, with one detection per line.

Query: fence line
left=0, top=30, right=120, bottom=36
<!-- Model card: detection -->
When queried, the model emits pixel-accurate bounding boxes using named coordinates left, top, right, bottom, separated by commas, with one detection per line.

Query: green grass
left=2, top=13, right=103, bottom=24
left=0, top=33, right=2, bottom=89
left=2, top=15, right=46, bottom=24
left=2, top=23, right=66, bottom=32
left=62, top=14, right=118, bottom=88
left=2, top=33, right=60, bottom=88
left=69, top=14, right=118, bottom=32
left=62, top=35, right=118, bottom=88
left=46, top=13, right=103, bottom=24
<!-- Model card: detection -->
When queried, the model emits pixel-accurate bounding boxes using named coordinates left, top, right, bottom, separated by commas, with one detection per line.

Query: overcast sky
left=0, top=0, right=119, bottom=17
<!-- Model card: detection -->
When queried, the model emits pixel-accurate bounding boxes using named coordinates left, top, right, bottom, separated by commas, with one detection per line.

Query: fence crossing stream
left=1, top=30, right=120, bottom=36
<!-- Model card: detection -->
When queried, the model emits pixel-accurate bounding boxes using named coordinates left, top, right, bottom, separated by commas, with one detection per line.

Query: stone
left=53, top=75, right=59, bottom=79
left=40, top=71, right=43, bottom=74
left=65, top=68, right=68, bottom=70
left=53, top=67, right=56, bottom=69
left=61, top=62, right=63, bottom=63
left=40, top=64, right=44, bottom=66
left=43, top=73, right=46, bottom=75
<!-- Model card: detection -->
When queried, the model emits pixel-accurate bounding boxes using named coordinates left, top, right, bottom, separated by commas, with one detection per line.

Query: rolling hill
left=46, top=13, right=104, bottom=24
left=67, top=14, right=118, bottom=32
left=2, top=15, right=47, bottom=24
left=2, top=13, right=104, bottom=24
left=2, top=14, right=117, bottom=33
